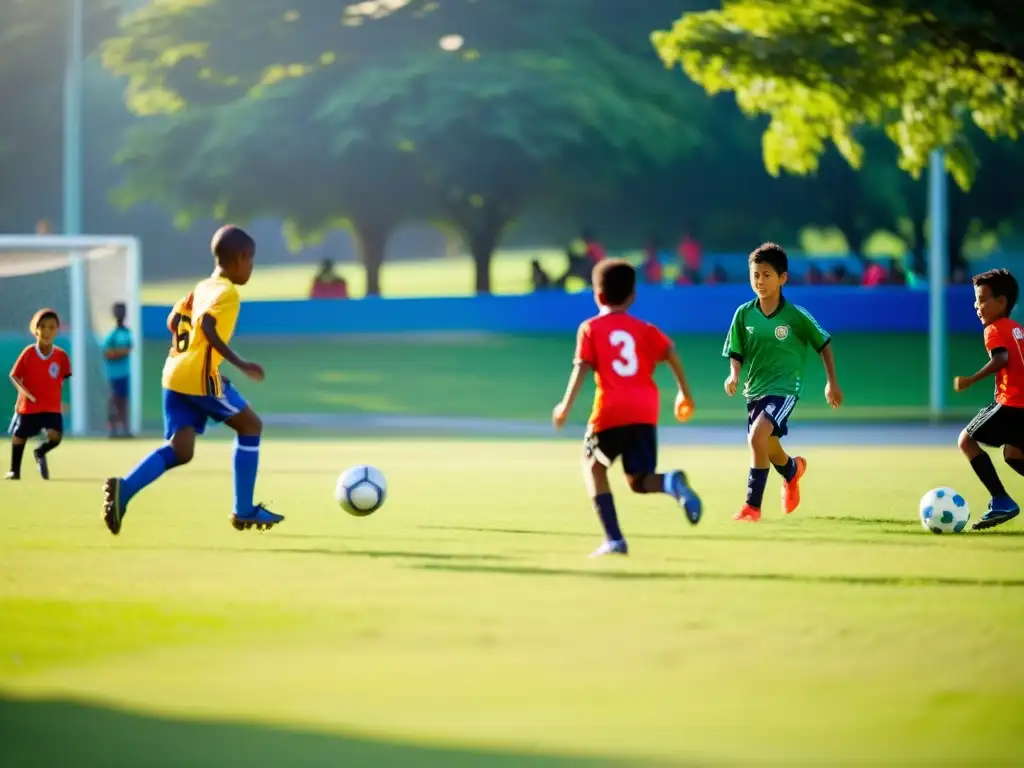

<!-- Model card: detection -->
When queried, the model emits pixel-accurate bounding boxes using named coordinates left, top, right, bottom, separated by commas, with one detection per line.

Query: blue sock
left=234, top=435, right=260, bottom=515
left=122, top=445, right=178, bottom=504
left=773, top=457, right=797, bottom=482
left=593, top=493, right=623, bottom=541
left=746, top=467, right=770, bottom=509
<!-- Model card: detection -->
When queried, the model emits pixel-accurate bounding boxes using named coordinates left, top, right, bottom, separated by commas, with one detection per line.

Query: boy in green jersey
left=723, top=243, right=844, bottom=522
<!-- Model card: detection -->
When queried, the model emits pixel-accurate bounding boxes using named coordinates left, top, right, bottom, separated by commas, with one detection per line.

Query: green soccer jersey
left=722, top=297, right=831, bottom=401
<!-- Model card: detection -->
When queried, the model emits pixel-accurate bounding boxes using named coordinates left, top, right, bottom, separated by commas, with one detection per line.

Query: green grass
left=140, top=249, right=577, bottom=303
left=2, top=438, right=1024, bottom=765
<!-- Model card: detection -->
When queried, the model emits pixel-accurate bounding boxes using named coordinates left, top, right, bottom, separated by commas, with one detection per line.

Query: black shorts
left=965, top=402, right=1024, bottom=449
left=584, top=424, right=657, bottom=475
left=8, top=412, right=63, bottom=439
left=748, top=395, right=798, bottom=438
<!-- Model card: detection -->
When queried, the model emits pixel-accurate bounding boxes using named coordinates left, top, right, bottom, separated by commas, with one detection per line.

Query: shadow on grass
left=411, top=563, right=1024, bottom=588
left=265, top=548, right=509, bottom=562
left=0, top=696, right=620, bottom=768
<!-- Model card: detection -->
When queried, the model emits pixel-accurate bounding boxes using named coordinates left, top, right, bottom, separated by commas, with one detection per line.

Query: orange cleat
left=782, top=456, right=808, bottom=514
left=734, top=504, right=761, bottom=522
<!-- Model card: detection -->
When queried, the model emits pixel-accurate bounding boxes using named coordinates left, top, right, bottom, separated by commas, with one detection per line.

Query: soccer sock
left=969, top=453, right=1007, bottom=498
left=1006, top=458, right=1024, bottom=479
left=772, top=457, right=797, bottom=482
left=746, top=467, right=770, bottom=509
left=593, top=493, right=624, bottom=542
left=122, top=445, right=179, bottom=504
left=10, top=443, right=24, bottom=475
left=35, top=440, right=59, bottom=457
left=233, top=435, right=261, bottom=515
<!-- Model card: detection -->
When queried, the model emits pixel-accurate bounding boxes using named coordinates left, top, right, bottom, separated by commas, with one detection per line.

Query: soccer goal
left=0, top=235, right=142, bottom=437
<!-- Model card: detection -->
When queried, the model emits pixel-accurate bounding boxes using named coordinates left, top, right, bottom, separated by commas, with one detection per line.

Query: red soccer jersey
left=984, top=318, right=1024, bottom=407
left=575, top=311, right=672, bottom=431
left=10, top=344, right=71, bottom=415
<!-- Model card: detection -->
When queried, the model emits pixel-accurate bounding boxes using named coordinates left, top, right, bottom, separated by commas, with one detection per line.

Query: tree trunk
left=353, top=223, right=391, bottom=297
left=467, top=223, right=502, bottom=295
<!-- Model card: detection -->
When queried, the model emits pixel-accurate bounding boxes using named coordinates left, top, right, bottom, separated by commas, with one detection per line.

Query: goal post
left=0, top=235, right=143, bottom=436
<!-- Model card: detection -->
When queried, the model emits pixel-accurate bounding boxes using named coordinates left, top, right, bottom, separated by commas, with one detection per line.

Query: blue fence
left=141, top=285, right=980, bottom=339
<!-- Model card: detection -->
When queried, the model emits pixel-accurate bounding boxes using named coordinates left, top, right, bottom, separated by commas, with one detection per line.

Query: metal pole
left=928, top=149, right=948, bottom=420
left=64, top=0, right=87, bottom=435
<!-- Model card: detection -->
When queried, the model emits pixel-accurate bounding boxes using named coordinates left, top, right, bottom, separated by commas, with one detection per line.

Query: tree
left=652, top=0, right=1024, bottom=190
left=0, top=0, right=117, bottom=230
left=105, top=0, right=702, bottom=293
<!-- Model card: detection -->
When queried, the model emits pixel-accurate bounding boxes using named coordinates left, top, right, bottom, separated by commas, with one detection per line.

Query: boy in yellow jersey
left=102, top=225, right=283, bottom=534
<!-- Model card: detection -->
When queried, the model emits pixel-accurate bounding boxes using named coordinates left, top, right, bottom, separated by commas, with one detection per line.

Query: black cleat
left=4, top=472, right=19, bottom=480
left=231, top=503, right=284, bottom=532
left=34, top=449, right=49, bottom=480
left=103, top=478, right=127, bottom=535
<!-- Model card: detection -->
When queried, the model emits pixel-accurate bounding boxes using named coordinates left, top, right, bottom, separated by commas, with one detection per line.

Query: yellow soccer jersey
left=162, top=276, right=240, bottom=396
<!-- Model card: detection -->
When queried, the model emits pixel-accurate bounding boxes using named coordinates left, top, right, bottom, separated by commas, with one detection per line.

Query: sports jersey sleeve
left=574, top=322, right=596, bottom=367
left=648, top=324, right=673, bottom=362
left=723, top=306, right=746, bottom=362
left=60, top=350, right=72, bottom=379
left=10, top=347, right=28, bottom=379
left=794, top=305, right=831, bottom=352
left=984, top=323, right=1008, bottom=354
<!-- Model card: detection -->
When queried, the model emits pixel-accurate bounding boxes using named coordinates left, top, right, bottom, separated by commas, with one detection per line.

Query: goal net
left=0, top=235, right=142, bottom=436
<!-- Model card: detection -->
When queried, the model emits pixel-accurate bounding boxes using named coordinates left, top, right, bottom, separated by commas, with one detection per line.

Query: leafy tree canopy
left=653, top=0, right=1024, bottom=189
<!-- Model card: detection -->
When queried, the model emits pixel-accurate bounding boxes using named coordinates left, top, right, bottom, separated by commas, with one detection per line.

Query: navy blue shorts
left=9, top=412, right=63, bottom=439
left=748, top=395, right=798, bottom=438
left=584, top=424, right=657, bottom=475
left=163, top=383, right=248, bottom=440
left=110, top=377, right=129, bottom=399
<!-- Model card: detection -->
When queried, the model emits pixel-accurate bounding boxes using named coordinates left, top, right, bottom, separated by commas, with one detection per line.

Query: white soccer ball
left=919, top=487, right=970, bottom=534
left=336, top=465, right=387, bottom=517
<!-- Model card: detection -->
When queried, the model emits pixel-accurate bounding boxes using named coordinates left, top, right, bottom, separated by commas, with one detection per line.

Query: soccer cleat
left=4, top=472, right=19, bottom=480
left=669, top=470, right=703, bottom=525
left=34, top=448, right=49, bottom=480
left=589, top=539, right=628, bottom=557
left=231, top=503, right=284, bottom=532
left=782, top=456, right=807, bottom=514
left=733, top=504, right=761, bottom=522
left=972, top=496, right=1020, bottom=531
left=103, top=478, right=127, bottom=535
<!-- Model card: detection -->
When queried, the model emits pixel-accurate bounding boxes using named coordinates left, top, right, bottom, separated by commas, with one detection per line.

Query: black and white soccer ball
left=336, top=465, right=387, bottom=516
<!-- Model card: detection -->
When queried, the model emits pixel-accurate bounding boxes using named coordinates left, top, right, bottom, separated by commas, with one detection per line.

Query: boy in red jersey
left=552, top=259, right=702, bottom=557
left=6, top=309, right=71, bottom=480
left=954, top=269, right=1024, bottom=530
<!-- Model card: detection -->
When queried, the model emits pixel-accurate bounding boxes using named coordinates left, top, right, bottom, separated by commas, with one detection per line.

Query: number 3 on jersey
left=610, top=329, right=638, bottom=377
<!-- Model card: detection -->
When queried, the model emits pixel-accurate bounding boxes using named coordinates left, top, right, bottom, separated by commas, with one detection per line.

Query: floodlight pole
left=928, top=149, right=948, bottom=421
left=63, top=0, right=87, bottom=435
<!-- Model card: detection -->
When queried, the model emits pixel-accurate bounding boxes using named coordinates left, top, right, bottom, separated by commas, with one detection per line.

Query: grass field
left=2, top=436, right=1024, bottom=766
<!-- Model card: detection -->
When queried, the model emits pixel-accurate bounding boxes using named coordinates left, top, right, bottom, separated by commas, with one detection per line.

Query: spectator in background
left=887, top=259, right=907, bottom=285
left=641, top=236, right=664, bottom=284
left=676, top=266, right=702, bottom=286
left=103, top=302, right=133, bottom=438
left=556, top=227, right=605, bottom=288
left=827, top=265, right=857, bottom=285
left=35, top=219, right=51, bottom=235
left=531, top=259, right=552, bottom=291
left=805, top=264, right=825, bottom=285
left=861, top=259, right=889, bottom=287
left=678, top=231, right=702, bottom=274
left=310, top=259, right=349, bottom=299
left=706, top=264, right=729, bottom=285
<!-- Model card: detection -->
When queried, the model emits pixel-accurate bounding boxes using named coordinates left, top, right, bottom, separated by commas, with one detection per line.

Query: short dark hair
left=593, top=258, right=636, bottom=305
left=30, top=308, right=60, bottom=332
left=974, top=268, right=1018, bottom=316
left=211, top=225, right=255, bottom=264
left=749, top=242, right=788, bottom=275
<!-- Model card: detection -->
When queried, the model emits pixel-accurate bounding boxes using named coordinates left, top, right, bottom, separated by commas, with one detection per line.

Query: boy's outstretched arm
left=820, top=344, right=843, bottom=407
left=665, top=348, right=696, bottom=420
left=9, top=375, right=35, bottom=403
left=553, top=362, right=590, bottom=429
left=199, top=314, right=264, bottom=382
left=954, top=349, right=1008, bottom=392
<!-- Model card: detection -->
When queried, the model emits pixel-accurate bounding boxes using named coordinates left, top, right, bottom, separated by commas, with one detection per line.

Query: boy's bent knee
left=227, top=408, right=262, bottom=437
left=958, top=429, right=980, bottom=456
